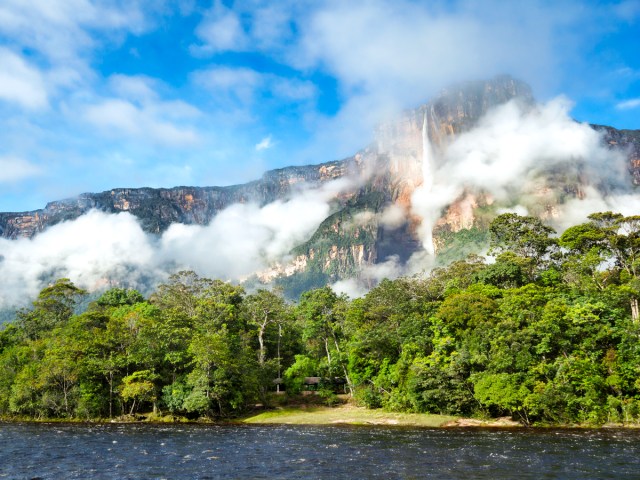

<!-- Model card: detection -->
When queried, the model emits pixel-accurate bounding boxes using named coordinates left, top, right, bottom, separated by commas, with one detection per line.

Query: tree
left=120, top=370, right=157, bottom=415
left=150, top=271, right=215, bottom=318
left=489, top=214, right=556, bottom=281
left=473, top=372, right=534, bottom=424
left=244, top=289, right=289, bottom=367
left=297, top=287, right=353, bottom=395
left=94, top=288, right=144, bottom=308
left=475, top=252, right=527, bottom=289
left=243, top=289, right=293, bottom=399
left=435, top=291, right=497, bottom=334
left=17, top=279, right=87, bottom=340
left=560, top=212, right=640, bottom=321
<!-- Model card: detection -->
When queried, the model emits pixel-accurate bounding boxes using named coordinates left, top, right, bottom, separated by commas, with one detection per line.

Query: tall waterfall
left=421, top=108, right=435, bottom=256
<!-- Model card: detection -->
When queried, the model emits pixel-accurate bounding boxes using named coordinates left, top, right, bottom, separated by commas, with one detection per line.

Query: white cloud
left=161, top=177, right=353, bottom=279
left=295, top=1, right=575, bottom=101
left=255, top=135, right=274, bottom=151
left=0, top=210, right=160, bottom=307
left=0, top=177, right=355, bottom=307
left=332, top=255, right=403, bottom=298
left=84, top=98, right=199, bottom=146
left=0, top=156, right=42, bottom=183
left=379, top=204, right=407, bottom=229
left=83, top=76, right=202, bottom=147
left=408, top=95, right=627, bottom=270
left=270, top=77, right=316, bottom=101
left=109, top=74, right=159, bottom=103
left=190, top=1, right=305, bottom=56
left=555, top=188, right=640, bottom=231
left=616, top=98, right=640, bottom=110
left=497, top=205, right=530, bottom=217
left=441, top=97, right=613, bottom=197
left=191, top=2, right=248, bottom=55
left=193, top=66, right=262, bottom=106
left=192, top=66, right=316, bottom=116
left=246, top=2, right=297, bottom=50
left=0, top=0, right=151, bottom=107
left=0, top=48, right=48, bottom=110
left=0, top=0, right=148, bottom=65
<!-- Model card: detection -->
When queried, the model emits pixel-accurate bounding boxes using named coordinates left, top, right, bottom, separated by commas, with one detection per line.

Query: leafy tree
left=95, top=288, right=145, bottom=308
left=244, top=289, right=290, bottom=367
left=120, top=370, right=157, bottom=415
left=561, top=212, right=640, bottom=320
left=16, top=279, right=87, bottom=341
left=473, top=372, right=534, bottom=424
left=475, top=252, right=527, bottom=289
left=489, top=213, right=556, bottom=281
left=297, top=287, right=353, bottom=394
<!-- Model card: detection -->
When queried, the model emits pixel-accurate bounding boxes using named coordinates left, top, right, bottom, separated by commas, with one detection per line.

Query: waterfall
left=421, top=108, right=435, bottom=255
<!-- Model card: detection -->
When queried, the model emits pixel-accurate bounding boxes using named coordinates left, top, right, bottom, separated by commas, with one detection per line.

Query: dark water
left=1, top=423, right=640, bottom=479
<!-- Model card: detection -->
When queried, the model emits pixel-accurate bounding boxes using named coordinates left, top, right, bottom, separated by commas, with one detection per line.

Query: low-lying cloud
left=0, top=178, right=354, bottom=308
left=0, top=210, right=159, bottom=307
left=0, top=93, right=636, bottom=306
left=409, top=96, right=629, bottom=267
left=332, top=255, right=404, bottom=299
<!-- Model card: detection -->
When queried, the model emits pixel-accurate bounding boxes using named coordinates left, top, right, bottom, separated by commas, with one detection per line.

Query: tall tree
left=489, top=213, right=556, bottom=282
left=16, top=279, right=87, bottom=340
left=297, top=287, right=353, bottom=395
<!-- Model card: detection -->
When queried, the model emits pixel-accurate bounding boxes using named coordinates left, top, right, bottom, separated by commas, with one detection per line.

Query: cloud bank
left=333, top=96, right=635, bottom=296
left=0, top=178, right=353, bottom=307
left=0, top=94, right=635, bottom=305
left=410, top=97, right=629, bottom=258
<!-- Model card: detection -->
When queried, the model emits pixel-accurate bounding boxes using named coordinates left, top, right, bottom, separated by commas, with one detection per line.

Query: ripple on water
left=1, top=423, right=640, bottom=479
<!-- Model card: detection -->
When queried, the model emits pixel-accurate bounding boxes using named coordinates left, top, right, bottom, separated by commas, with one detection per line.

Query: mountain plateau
left=1, top=75, right=638, bottom=296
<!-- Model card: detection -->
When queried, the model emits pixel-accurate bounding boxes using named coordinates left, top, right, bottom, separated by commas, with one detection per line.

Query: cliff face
left=289, top=76, right=537, bottom=279
left=266, top=76, right=640, bottom=287
left=0, top=158, right=358, bottom=239
left=592, top=125, right=640, bottom=185
left=1, top=75, right=639, bottom=292
left=375, top=75, right=535, bottom=202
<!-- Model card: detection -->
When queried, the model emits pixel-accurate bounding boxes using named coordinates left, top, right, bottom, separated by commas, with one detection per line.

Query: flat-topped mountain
left=2, top=75, right=638, bottom=294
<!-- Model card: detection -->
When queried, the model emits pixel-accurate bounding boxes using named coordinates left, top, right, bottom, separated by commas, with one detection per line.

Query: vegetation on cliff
left=1, top=211, right=640, bottom=426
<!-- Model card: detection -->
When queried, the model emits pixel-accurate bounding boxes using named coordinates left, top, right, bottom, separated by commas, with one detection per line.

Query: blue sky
left=0, top=0, right=639, bottom=212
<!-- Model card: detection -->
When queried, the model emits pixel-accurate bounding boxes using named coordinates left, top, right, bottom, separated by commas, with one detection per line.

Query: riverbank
left=239, top=403, right=521, bottom=428
left=3, top=402, right=637, bottom=428
left=0, top=406, right=516, bottom=428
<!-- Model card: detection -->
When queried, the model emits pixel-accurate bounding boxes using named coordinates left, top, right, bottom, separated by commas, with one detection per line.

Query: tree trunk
left=258, top=324, right=266, bottom=366
left=340, top=364, right=354, bottom=397
left=331, top=336, right=353, bottom=396
left=324, top=337, right=332, bottom=367
left=631, top=298, right=639, bottom=323
left=109, top=372, right=113, bottom=418
left=63, top=377, right=69, bottom=415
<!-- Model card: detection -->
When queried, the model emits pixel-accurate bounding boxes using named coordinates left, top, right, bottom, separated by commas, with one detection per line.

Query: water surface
left=1, top=422, right=639, bottom=479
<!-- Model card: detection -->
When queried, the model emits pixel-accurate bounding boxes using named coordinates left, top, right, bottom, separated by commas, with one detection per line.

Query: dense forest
left=1, top=212, right=640, bottom=426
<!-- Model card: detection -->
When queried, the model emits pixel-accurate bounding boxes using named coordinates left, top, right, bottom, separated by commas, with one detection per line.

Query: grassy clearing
left=240, top=404, right=457, bottom=427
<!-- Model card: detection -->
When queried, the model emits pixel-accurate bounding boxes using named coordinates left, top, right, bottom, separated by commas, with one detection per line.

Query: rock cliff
left=0, top=159, right=359, bottom=239
left=1, top=75, right=639, bottom=292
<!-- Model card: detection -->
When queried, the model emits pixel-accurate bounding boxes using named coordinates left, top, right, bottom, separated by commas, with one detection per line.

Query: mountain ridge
left=2, top=75, right=639, bottom=296
left=0, top=157, right=360, bottom=239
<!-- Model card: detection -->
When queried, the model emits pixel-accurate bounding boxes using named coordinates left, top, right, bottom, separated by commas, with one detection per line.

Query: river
left=1, top=422, right=639, bottom=479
